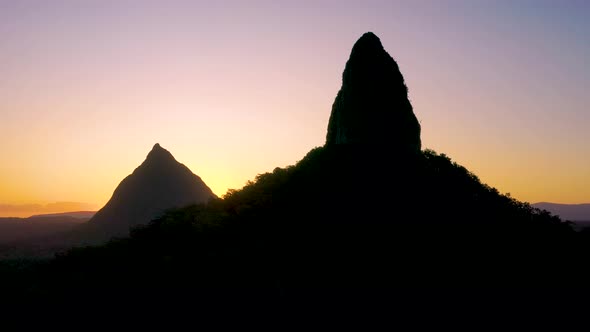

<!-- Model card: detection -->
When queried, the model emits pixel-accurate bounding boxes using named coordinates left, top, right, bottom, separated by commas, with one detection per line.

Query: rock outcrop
left=326, top=32, right=421, bottom=151
left=87, top=143, right=216, bottom=239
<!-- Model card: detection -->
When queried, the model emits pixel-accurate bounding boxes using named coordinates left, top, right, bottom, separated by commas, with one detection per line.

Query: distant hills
left=28, top=211, right=96, bottom=219
left=533, top=202, right=590, bottom=222
left=0, top=214, right=90, bottom=245
left=0, top=202, right=97, bottom=218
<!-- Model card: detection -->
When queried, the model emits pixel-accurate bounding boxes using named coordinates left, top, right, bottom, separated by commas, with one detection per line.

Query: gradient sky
left=1, top=0, right=589, bottom=217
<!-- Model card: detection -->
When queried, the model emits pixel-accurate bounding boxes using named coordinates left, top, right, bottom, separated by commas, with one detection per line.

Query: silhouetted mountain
left=29, top=211, right=96, bottom=219
left=326, top=32, right=421, bottom=151
left=85, top=143, right=216, bottom=240
left=533, top=202, right=590, bottom=222
left=2, top=33, right=584, bottom=302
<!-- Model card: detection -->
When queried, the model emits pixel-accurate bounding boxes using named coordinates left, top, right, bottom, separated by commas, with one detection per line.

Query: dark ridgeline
left=28, top=211, right=96, bottom=219
left=85, top=143, right=216, bottom=241
left=327, top=32, right=421, bottom=151
left=0, top=215, right=89, bottom=245
left=533, top=202, right=590, bottom=223
left=3, top=32, right=587, bottom=305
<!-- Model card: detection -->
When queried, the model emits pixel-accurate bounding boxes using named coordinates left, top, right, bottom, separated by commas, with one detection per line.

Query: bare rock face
left=326, top=32, right=421, bottom=151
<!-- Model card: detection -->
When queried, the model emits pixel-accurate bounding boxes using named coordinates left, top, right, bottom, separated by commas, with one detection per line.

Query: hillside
left=36, top=146, right=576, bottom=291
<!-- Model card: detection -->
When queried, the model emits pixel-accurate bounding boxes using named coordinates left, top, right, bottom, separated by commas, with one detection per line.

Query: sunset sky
left=1, top=1, right=589, bottom=217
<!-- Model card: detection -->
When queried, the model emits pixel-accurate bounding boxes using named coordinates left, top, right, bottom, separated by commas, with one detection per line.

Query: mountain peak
left=88, top=143, right=216, bottom=241
left=350, top=32, right=383, bottom=53
left=145, top=143, right=175, bottom=163
left=150, top=143, right=165, bottom=153
left=359, top=31, right=379, bottom=40
left=326, top=32, right=421, bottom=151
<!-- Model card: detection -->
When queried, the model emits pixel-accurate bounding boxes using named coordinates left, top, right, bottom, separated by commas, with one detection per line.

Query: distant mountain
left=0, top=144, right=215, bottom=258
left=0, top=215, right=88, bottom=245
left=0, top=202, right=97, bottom=218
left=85, top=143, right=216, bottom=241
left=29, top=211, right=96, bottom=219
left=533, top=202, right=590, bottom=221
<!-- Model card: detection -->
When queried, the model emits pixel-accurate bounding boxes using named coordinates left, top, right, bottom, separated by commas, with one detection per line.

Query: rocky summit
left=326, top=32, right=421, bottom=151
left=87, top=143, right=216, bottom=239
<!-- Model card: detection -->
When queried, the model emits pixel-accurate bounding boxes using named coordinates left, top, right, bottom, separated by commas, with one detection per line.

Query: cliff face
left=326, top=32, right=421, bottom=151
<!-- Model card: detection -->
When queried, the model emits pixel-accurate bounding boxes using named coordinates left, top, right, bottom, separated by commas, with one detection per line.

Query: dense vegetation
left=4, top=145, right=585, bottom=302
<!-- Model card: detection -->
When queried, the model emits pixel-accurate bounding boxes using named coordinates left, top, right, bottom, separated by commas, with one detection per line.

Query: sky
left=1, top=0, right=589, bottom=217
